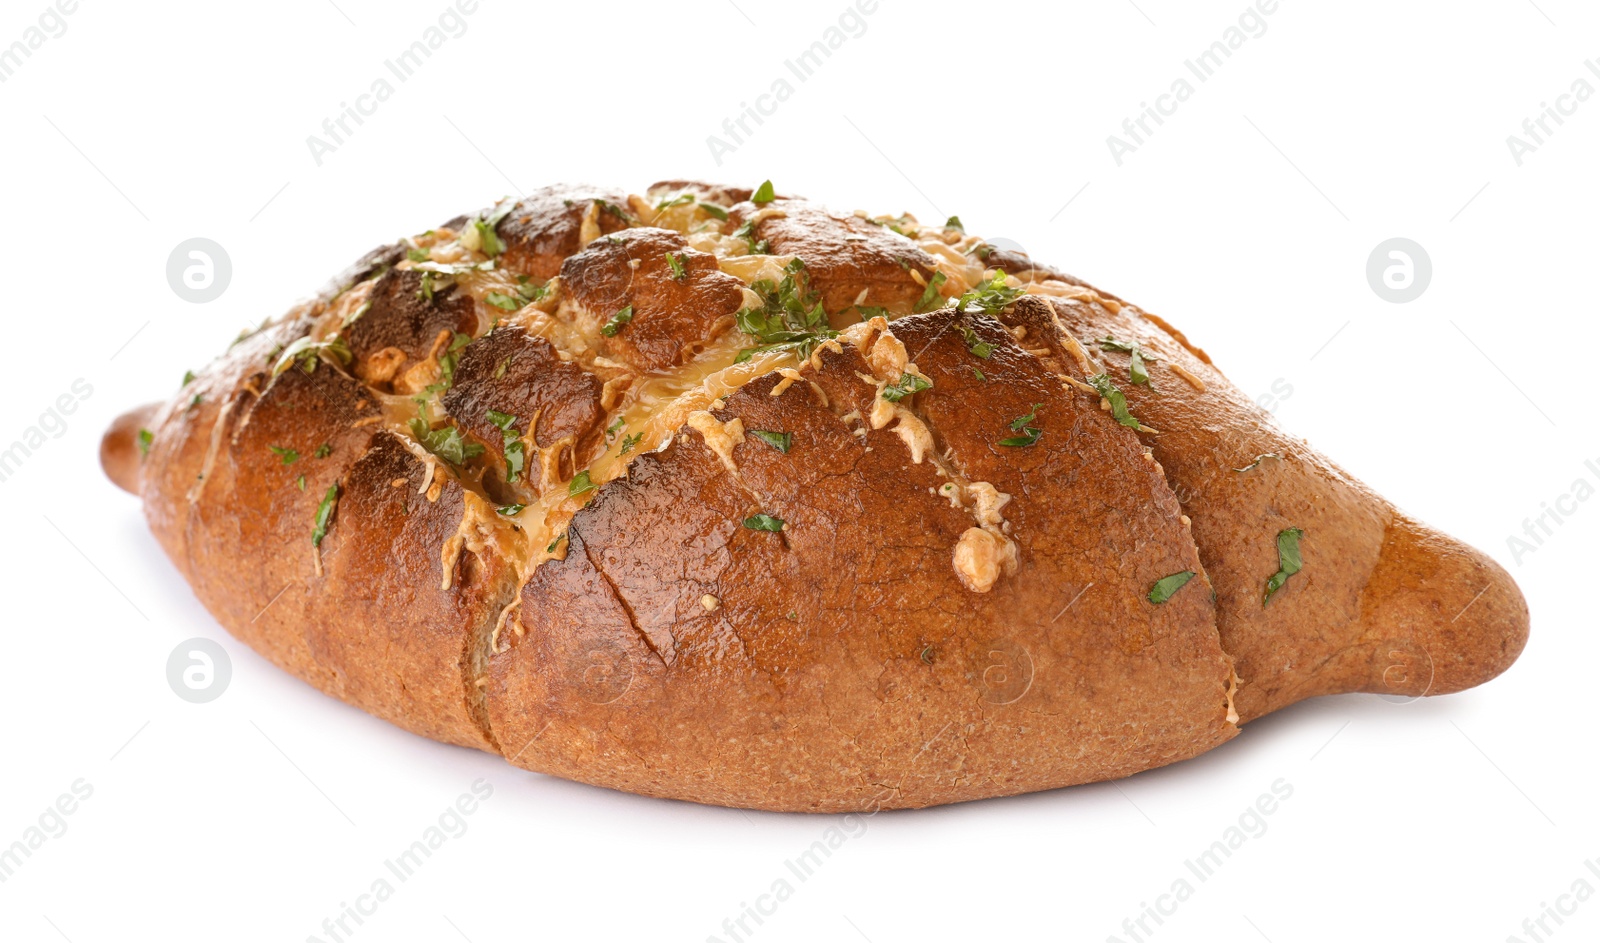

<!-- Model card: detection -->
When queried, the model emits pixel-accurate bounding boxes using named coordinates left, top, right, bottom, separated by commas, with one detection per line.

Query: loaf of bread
left=102, top=180, right=1528, bottom=811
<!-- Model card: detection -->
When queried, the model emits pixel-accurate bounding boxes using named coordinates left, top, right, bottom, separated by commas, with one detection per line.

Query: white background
left=0, top=0, right=1594, bottom=940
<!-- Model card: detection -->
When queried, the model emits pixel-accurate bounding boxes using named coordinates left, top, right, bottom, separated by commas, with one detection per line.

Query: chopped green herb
left=973, top=366, right=986, bottom=381
left=408, top=401, right=483, bottom=466
left=619, top=431, right=643, bottom=455
left=733, top=219, right=771, bottom=255
left=272, top=335, right=353, bottom=377
left=438, top=332, right=473, bottom=385
left=568, top=470, right=597, bottom=497
left=181, top=370, right=197, bottom=387
left=296, top=475, right=307, bottom=491
left=698, top=201, right=730, bottom=221
left=1148, top=571, right=1195, bottom=604
left=1086, top=373, right=1143, bottom=430
left=312, top=483, right=339, bottom=548
left=605, top=416, right=626, bottom=441
left=487, top=409, right=526, bottom=483
left=1099, top=336, right=1151, bottom=385
left=743, top=512, right=785, bottom=532
left=494, top=357, right=510, bottom=379
left=187, top=393, right=202, bottom=410
left=944, top=215, right=964, bottom=231
left=496, top=504, right=526, bottom=516
left=734, top=258, right=838, bottom=362
left=958, top=324, right=994, bottom=359
left=666, top=252, right=687, bottom=281
left=546, top=533, right=565, bottom=553
left=514, top=275, right=548, bottom=304
left=920, top=645, right=936, bottom=665
left=749, top=430, right=793, bottom=453
left=850, top=305, right=889, bottom=322
left=953, top=271, right=1025, bottom=316
left=1235, top=453, right=1283, bottom=473
left=593, top=198, right=635, bottom=224
left=752, top=179, right=776, bottom=204
left=881, top=372, right=932, bottom=403
left=999, top=403, right=1043, bottom=447
left=913, top=271, right=948, bottom=312
left=313, top=442, right=332, bottom=459
left=407, top=247, right=430, bottom=263
left=601, top=305, right=634, bottom=337
left=1263, top=528, right=1305, bottom=606
left=655, top=193, right=695, bottom=210
left=473, top=201, right=515, bottom=257
left=137, top=429, right=153, bottom=457
left=270, top=446, right=300, bottom=465
left=485, top=291, right=522, bottom=312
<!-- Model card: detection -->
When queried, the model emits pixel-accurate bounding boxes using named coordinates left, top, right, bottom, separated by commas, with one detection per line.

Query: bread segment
left=104, top=181, right=1528, bottom=811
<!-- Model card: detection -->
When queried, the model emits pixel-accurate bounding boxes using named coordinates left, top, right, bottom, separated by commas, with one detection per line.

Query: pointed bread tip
left=1351, top=515, right=1530, bottom=699
left=102, top=402, right=160, bottom=496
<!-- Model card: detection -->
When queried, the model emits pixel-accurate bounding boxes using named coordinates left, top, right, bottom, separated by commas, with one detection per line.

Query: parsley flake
left=1100, top=336, right=1151, bottom=385
left=958, top=324, right=994, bottom=359
left=733, top=219, right=771, bottom=255
left=881, top=373, right=932, bottom=403
left=272, top=335, right=353, bottom=377
left=953, top=271, right=1025, bottom=315
left=312, top=483, right=339, bottom=547
left=914, top=271, right=948, bottom=312
left=472, top=201, right=515, bottom=258
left=749, top=430, right=793, bottom=453
left=1148, top=571, right=1195, bottom=604
left=1263, top=528, right=1306, bottom=606
left=408, top=401, right=483, bottom=466
left=1086, top=373, right=1143, bottom=430
left=743, top=513, right=785, bottom=532
left=485, top=291, right=523, bottom=312
left=568, top=470, right=597, bottom=497
left=137, top=429, right=153, bottom=457
left=487, top=409, right=526, bottom=483
left=752, top=180, right=776, bottom=204
left=601, top=305, right=634, bottom=337
left=666, top=252, right=687, bottom=281
left=270, top=446, right=300, bottom=465
left=734, top=258, right=838, bottom=362
left=999, top=403, right=1043, bottom=447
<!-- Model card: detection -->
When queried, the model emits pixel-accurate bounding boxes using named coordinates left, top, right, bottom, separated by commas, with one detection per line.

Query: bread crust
left=105, top=182, right=1528, bottom=811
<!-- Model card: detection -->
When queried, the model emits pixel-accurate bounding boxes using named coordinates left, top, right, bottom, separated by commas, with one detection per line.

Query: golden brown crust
left=730, top=199, right=941, bottom=318
left=559, top=227, right=747, bottom=373
left=344, top=269, right=479, bottom=387
left=496, top=184, right=632, bottom=280
left=442, top=324, right=605, bottom=484
left=104, top=181, right=1529, bottom=811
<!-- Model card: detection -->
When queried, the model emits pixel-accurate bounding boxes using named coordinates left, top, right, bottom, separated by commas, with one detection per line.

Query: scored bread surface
left=125, top=180, right=1527, bottom=811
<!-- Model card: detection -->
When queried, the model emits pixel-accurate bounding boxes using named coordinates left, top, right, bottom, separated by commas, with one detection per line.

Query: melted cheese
left=686, top=410, right=745, bottom=473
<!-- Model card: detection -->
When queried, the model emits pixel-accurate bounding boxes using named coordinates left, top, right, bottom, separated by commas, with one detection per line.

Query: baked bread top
left=106, top=180, right=1528, bottom=811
